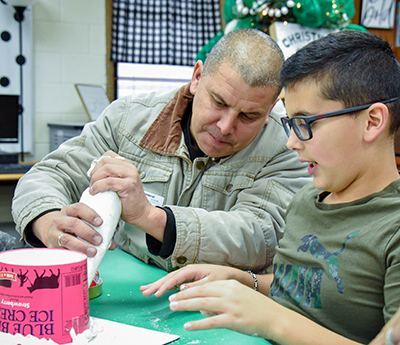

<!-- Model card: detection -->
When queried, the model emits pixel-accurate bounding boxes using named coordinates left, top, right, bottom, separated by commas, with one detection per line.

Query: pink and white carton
left=0, top=248, right=89, bottom=344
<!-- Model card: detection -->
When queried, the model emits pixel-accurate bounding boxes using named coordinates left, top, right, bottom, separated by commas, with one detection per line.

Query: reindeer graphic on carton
left=0, top=267, right=60, bottom=292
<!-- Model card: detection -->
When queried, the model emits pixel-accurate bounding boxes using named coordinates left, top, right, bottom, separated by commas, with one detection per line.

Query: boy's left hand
left=167, top=279, right=273, bottom=339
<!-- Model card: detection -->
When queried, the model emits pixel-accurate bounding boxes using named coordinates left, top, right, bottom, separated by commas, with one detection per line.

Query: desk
left=0, top=173, right=24, bottom=182
left=0, top=161, right=35, bottom=183
left=90, top=248, right=271, bottom=345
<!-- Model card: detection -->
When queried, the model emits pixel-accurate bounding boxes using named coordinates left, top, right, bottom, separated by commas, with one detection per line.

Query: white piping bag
left=80, top=156, right=122, bottom=287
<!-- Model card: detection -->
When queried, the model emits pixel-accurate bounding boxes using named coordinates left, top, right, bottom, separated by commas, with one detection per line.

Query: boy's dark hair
left=280, top=30, right=400, bottom=134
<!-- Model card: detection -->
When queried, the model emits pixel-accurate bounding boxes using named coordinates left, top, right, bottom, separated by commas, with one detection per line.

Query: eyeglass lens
left=281, top=118, right=310, bottom=140
left=293, top=118, right=310, bottom=140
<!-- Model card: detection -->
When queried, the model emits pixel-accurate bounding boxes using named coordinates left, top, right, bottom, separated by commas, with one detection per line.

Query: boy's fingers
left=183, top=314, right=226, bottom=331
left=141, top=274, right=180, bottom=296
left=181, top=276, right=209, bottom=290
left=141, top=282, right=163, bottom=296
left=170, top=294, right=222, bottom=316
left=173, top=281, right=225, bottom=301
left=145, top=272, right=199, bottom=297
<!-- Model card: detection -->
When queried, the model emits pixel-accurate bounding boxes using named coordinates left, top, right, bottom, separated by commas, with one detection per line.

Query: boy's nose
left=286, top=129, right=302, bottom=151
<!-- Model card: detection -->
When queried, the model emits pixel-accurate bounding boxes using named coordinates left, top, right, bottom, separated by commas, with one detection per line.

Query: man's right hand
left=32, top=203, right=113, bottom=257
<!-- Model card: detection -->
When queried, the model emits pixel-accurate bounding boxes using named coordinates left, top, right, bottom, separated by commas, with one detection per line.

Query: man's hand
left=87, top=151, right=167, bottom=242
left=32, top=150, right=167, bottom=256
left=32, top=203, right=113, bottom=257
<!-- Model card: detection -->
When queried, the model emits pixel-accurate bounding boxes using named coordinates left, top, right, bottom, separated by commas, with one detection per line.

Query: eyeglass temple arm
left=306, top=97, right=399, bottom=122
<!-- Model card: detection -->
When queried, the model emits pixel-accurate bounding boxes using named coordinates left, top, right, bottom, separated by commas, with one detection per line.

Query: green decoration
left=196, top=0, right=357, bottom=62
left=233, top=16, right=260, bottom=30
left=293, top=0, right=355, bottom=29
left=293, top=0, right=325, bottom=27
left=222, top=0, right=238, bottom=24
left=196, top=31, right=225, bottom=62
left=344, top=23, right=369, bottom=32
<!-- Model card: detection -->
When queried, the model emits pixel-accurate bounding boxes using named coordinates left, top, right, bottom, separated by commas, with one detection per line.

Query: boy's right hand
left=140, top=264, right=241, bottom=297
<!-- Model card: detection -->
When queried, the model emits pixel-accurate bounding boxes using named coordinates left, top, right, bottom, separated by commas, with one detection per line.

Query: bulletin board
left=360, top=0, right=397, bottom=29
left=75, top=84, right=110, bottom=121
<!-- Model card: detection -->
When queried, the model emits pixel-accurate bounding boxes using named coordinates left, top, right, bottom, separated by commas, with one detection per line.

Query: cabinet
left=48, top=123, right=85, bottom=152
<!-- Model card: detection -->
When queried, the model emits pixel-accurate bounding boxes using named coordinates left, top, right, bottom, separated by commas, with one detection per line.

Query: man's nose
left=217, top=114, right=236, bottom=135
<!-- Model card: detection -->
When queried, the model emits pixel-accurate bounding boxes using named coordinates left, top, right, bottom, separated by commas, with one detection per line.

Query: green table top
left=90, top=248, right=271, bottom=345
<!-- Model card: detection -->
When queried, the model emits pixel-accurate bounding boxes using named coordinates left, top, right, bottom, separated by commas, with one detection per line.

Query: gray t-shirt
left=270, top=179, right=400, bottom=344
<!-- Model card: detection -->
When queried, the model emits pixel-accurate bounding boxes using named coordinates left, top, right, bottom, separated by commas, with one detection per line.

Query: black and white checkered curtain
left=111, top=0, right=222, bottom=66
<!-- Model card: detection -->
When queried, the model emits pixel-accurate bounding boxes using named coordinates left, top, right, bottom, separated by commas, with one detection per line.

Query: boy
left=141, top=30, right=400, bottom=345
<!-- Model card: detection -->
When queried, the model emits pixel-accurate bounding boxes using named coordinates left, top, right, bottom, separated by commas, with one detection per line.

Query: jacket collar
left=140, top=83, right=193, bottom=155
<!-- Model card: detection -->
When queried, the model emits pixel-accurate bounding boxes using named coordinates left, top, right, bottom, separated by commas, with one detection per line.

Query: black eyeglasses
left=281, top=97, right=398, bottom=141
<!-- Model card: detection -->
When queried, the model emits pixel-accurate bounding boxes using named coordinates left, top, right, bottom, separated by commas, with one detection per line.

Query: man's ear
left=265, top=97, right=281, bottom=125
left=364, top=103, right=390, bottom=143
left=189, top=60, right=204, bottom=95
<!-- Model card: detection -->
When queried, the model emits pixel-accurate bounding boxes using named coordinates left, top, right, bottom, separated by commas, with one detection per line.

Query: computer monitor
left=0, top=95, right=19, bottom=143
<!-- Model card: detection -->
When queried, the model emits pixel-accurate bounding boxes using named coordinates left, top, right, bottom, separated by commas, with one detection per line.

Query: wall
left=31, top=0, right=107, bottom=162
left=0, top=0, right=107, bottom=224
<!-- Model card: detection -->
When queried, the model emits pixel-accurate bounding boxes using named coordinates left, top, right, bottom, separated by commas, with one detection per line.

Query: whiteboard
left=75, top=84, right=110, bottom=121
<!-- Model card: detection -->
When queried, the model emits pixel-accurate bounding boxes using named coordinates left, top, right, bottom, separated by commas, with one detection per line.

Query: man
left=12, top=29, right=310, bottom=272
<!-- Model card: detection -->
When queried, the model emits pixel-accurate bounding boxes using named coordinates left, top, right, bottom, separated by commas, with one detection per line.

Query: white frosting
left=80, top=188, right=121, bottom=287
left=82, top=156, right=122, bottom=286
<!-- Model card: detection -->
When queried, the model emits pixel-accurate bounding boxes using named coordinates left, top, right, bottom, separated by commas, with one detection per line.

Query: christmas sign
left=269, top=21, right=334, bottom=59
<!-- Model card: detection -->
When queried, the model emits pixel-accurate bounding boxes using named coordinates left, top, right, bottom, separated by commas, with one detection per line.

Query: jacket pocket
left=135, top=161, right=173, bottom=202
left=202, top=173, right=254, bottom=210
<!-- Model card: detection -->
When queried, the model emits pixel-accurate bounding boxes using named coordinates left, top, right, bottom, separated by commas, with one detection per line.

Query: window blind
left=111, top=0, right=222, bottom=66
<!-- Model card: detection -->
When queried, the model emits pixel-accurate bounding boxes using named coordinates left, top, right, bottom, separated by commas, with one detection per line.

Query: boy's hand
left=168, top=279, right=271, bottom=338
left=140, top=264, right=241, bottom=297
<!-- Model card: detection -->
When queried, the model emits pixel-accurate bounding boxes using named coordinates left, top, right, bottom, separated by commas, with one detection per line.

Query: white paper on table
left=87, top=317, right=180, bottom=344
left=0, top=317, right=180, bottom=345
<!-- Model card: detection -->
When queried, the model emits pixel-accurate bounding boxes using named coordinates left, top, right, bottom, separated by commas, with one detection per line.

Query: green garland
left=196, top=0, right=366, bottom=61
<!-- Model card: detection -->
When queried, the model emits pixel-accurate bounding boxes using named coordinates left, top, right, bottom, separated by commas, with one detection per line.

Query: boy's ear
left=363, top=103, right=390, bottom=143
